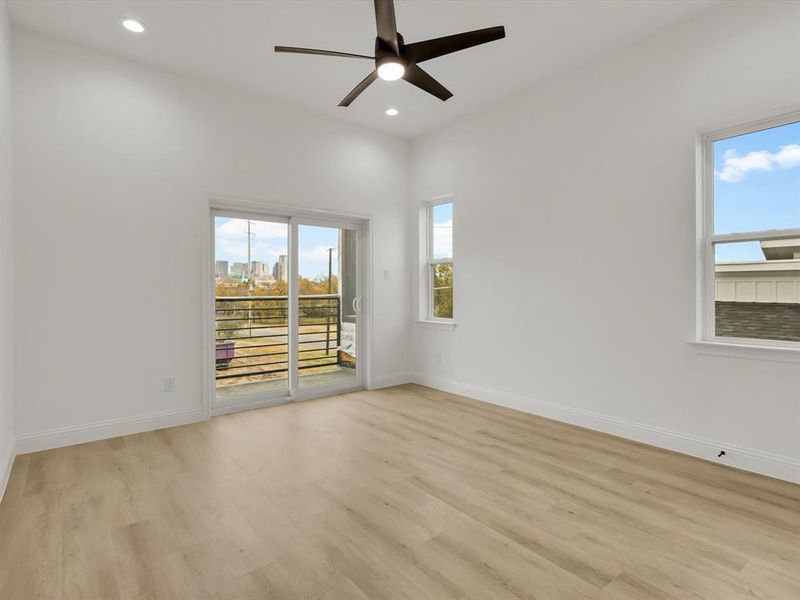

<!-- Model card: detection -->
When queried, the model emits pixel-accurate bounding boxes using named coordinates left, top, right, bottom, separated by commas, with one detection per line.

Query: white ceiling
left=8, top=0, right=719, bottom=139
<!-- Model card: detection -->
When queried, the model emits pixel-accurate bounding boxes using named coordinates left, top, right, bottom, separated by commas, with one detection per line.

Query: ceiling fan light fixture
left=377, top=61, right=405, bottom=81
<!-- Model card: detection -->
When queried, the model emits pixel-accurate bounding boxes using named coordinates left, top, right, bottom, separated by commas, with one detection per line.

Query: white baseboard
left=15, top=407, right=207, bottom=454
left=9, top=377, right=797, bottom=485
left=11, top=374, right=413, bottom=456
left=410, top=373, right=800, bottom=485
left=369, top=373, right=414, bottom=389
left=0, top=441, right=14, bottom=503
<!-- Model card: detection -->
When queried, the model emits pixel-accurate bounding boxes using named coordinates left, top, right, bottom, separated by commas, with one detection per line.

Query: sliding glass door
left=212, top=210, right=362, bottom=406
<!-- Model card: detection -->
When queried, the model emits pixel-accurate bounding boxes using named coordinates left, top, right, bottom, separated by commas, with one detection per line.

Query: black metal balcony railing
left=215, top=295, right=341, bottom=386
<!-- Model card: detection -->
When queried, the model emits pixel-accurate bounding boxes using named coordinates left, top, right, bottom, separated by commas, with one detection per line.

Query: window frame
left=697, top=110, right=800, bottom=351
left=425, top=197, right=454, bottom=323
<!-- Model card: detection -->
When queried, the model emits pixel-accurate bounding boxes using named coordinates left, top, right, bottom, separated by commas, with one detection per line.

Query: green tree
left=432, top=262, right=453, bottom=318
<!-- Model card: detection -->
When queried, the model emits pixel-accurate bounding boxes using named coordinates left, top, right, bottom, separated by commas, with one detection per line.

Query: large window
left=428, top=200, right=453, bottom=320
left=700, top=114, right=800, bottom=346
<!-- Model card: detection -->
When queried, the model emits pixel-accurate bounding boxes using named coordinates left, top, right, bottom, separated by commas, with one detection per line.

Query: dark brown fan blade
left=374, top=0, right=399, bottom=53
left=339, top=70, right=379, bottom=107
left=403, top=64, right=452, bottom=101
left=403, top=26, right=505, bottom=64
left=275, top=46, right=374, bottom=60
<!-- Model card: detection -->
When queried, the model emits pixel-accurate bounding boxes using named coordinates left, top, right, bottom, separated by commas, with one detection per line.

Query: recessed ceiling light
left=121, top=18, right=147, bottom=34
left=385, top=108, right=399, bottom=117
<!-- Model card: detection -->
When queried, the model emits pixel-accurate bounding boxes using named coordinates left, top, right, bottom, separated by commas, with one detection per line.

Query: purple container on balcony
left=216, top=340, right=236, bottom=369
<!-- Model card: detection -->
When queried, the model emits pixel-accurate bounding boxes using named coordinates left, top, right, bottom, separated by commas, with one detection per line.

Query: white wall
left=12, top=30, right=411, bottom=448
left=411, top=1, right=800, bottom=482
left=0, top=0, right=15, bottom=495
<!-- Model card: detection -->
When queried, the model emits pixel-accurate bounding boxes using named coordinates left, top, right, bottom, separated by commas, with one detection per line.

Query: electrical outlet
left=383, top=269, right=390, bottom=280
left=163, top=377, right=176, bottom=392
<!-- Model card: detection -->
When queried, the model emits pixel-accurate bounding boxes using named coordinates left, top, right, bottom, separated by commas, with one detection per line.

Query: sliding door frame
left=203, top=196, right=373, bottom=418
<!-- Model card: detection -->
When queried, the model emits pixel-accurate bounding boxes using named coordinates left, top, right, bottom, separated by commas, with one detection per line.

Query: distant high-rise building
left=215, top=260, right=229, bottom=278
left=272, top=255, right=288, bottom=282
left=230, top=262, right=247, bottom=277
left=250, top=261, right=268, bottom=279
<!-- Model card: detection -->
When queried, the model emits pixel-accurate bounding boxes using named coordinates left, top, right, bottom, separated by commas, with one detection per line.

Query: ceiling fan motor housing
left=375, top=33, right=407, bottom=69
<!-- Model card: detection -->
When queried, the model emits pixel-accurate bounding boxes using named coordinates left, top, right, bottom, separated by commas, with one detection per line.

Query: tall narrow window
left=702, top=116, right=800, bottom=346
left=429, top=200, right=453, bottom=320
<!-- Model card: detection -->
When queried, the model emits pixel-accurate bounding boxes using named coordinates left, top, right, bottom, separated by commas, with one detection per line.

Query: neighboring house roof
left=716, top=260, right=800, bottom=274
left=761, top=238, right=800, bottom=261
left=716, top=238, right=800, bottom=273
left=715, top=239, right=800, bottom=304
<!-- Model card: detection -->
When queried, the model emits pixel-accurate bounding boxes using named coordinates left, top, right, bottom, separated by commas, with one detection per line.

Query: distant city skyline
left=216, top=259, right=274, bottom=281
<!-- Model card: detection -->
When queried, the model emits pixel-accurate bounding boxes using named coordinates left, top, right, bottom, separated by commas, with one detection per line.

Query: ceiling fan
left=275, top=0, right=506, bottom=107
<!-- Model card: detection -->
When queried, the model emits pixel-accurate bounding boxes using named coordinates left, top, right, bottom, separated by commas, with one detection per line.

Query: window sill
left=416, top=320, right=457, bottom=331
left=688, top=340, right=800, bottom=363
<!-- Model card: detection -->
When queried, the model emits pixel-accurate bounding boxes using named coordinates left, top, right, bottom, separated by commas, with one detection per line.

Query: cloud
left=716, top=144, right=800, bottom=182
left=433, top=219, right=452, bottom=259
left=773, top=144, right=800, bottom=169
left=300, top=245, right=338, bottom=261
left=215, top=218, right=288, bottom=264
left=216, top=218, right=287, bottom=242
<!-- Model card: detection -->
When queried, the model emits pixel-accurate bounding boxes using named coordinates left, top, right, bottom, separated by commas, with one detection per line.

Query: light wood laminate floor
left=1, top=384, right=798, bottom=599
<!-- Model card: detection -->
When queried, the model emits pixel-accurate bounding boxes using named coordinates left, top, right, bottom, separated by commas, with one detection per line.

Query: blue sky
left=215, top=217, right=340, bottom=279
left=714, top=121, right=799, bottom=261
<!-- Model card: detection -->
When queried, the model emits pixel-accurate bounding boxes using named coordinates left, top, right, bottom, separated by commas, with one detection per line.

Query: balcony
left=215, top=294, right=355, bottom=397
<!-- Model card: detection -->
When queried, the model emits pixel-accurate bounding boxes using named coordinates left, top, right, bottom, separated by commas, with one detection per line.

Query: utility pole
left=247, top=219, right=251, bottom=276
left=325, top=247, right=334, bottom=355
left=327, top=248, right=334, bottom=293
left=246, top=220, right=255, bottom=333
